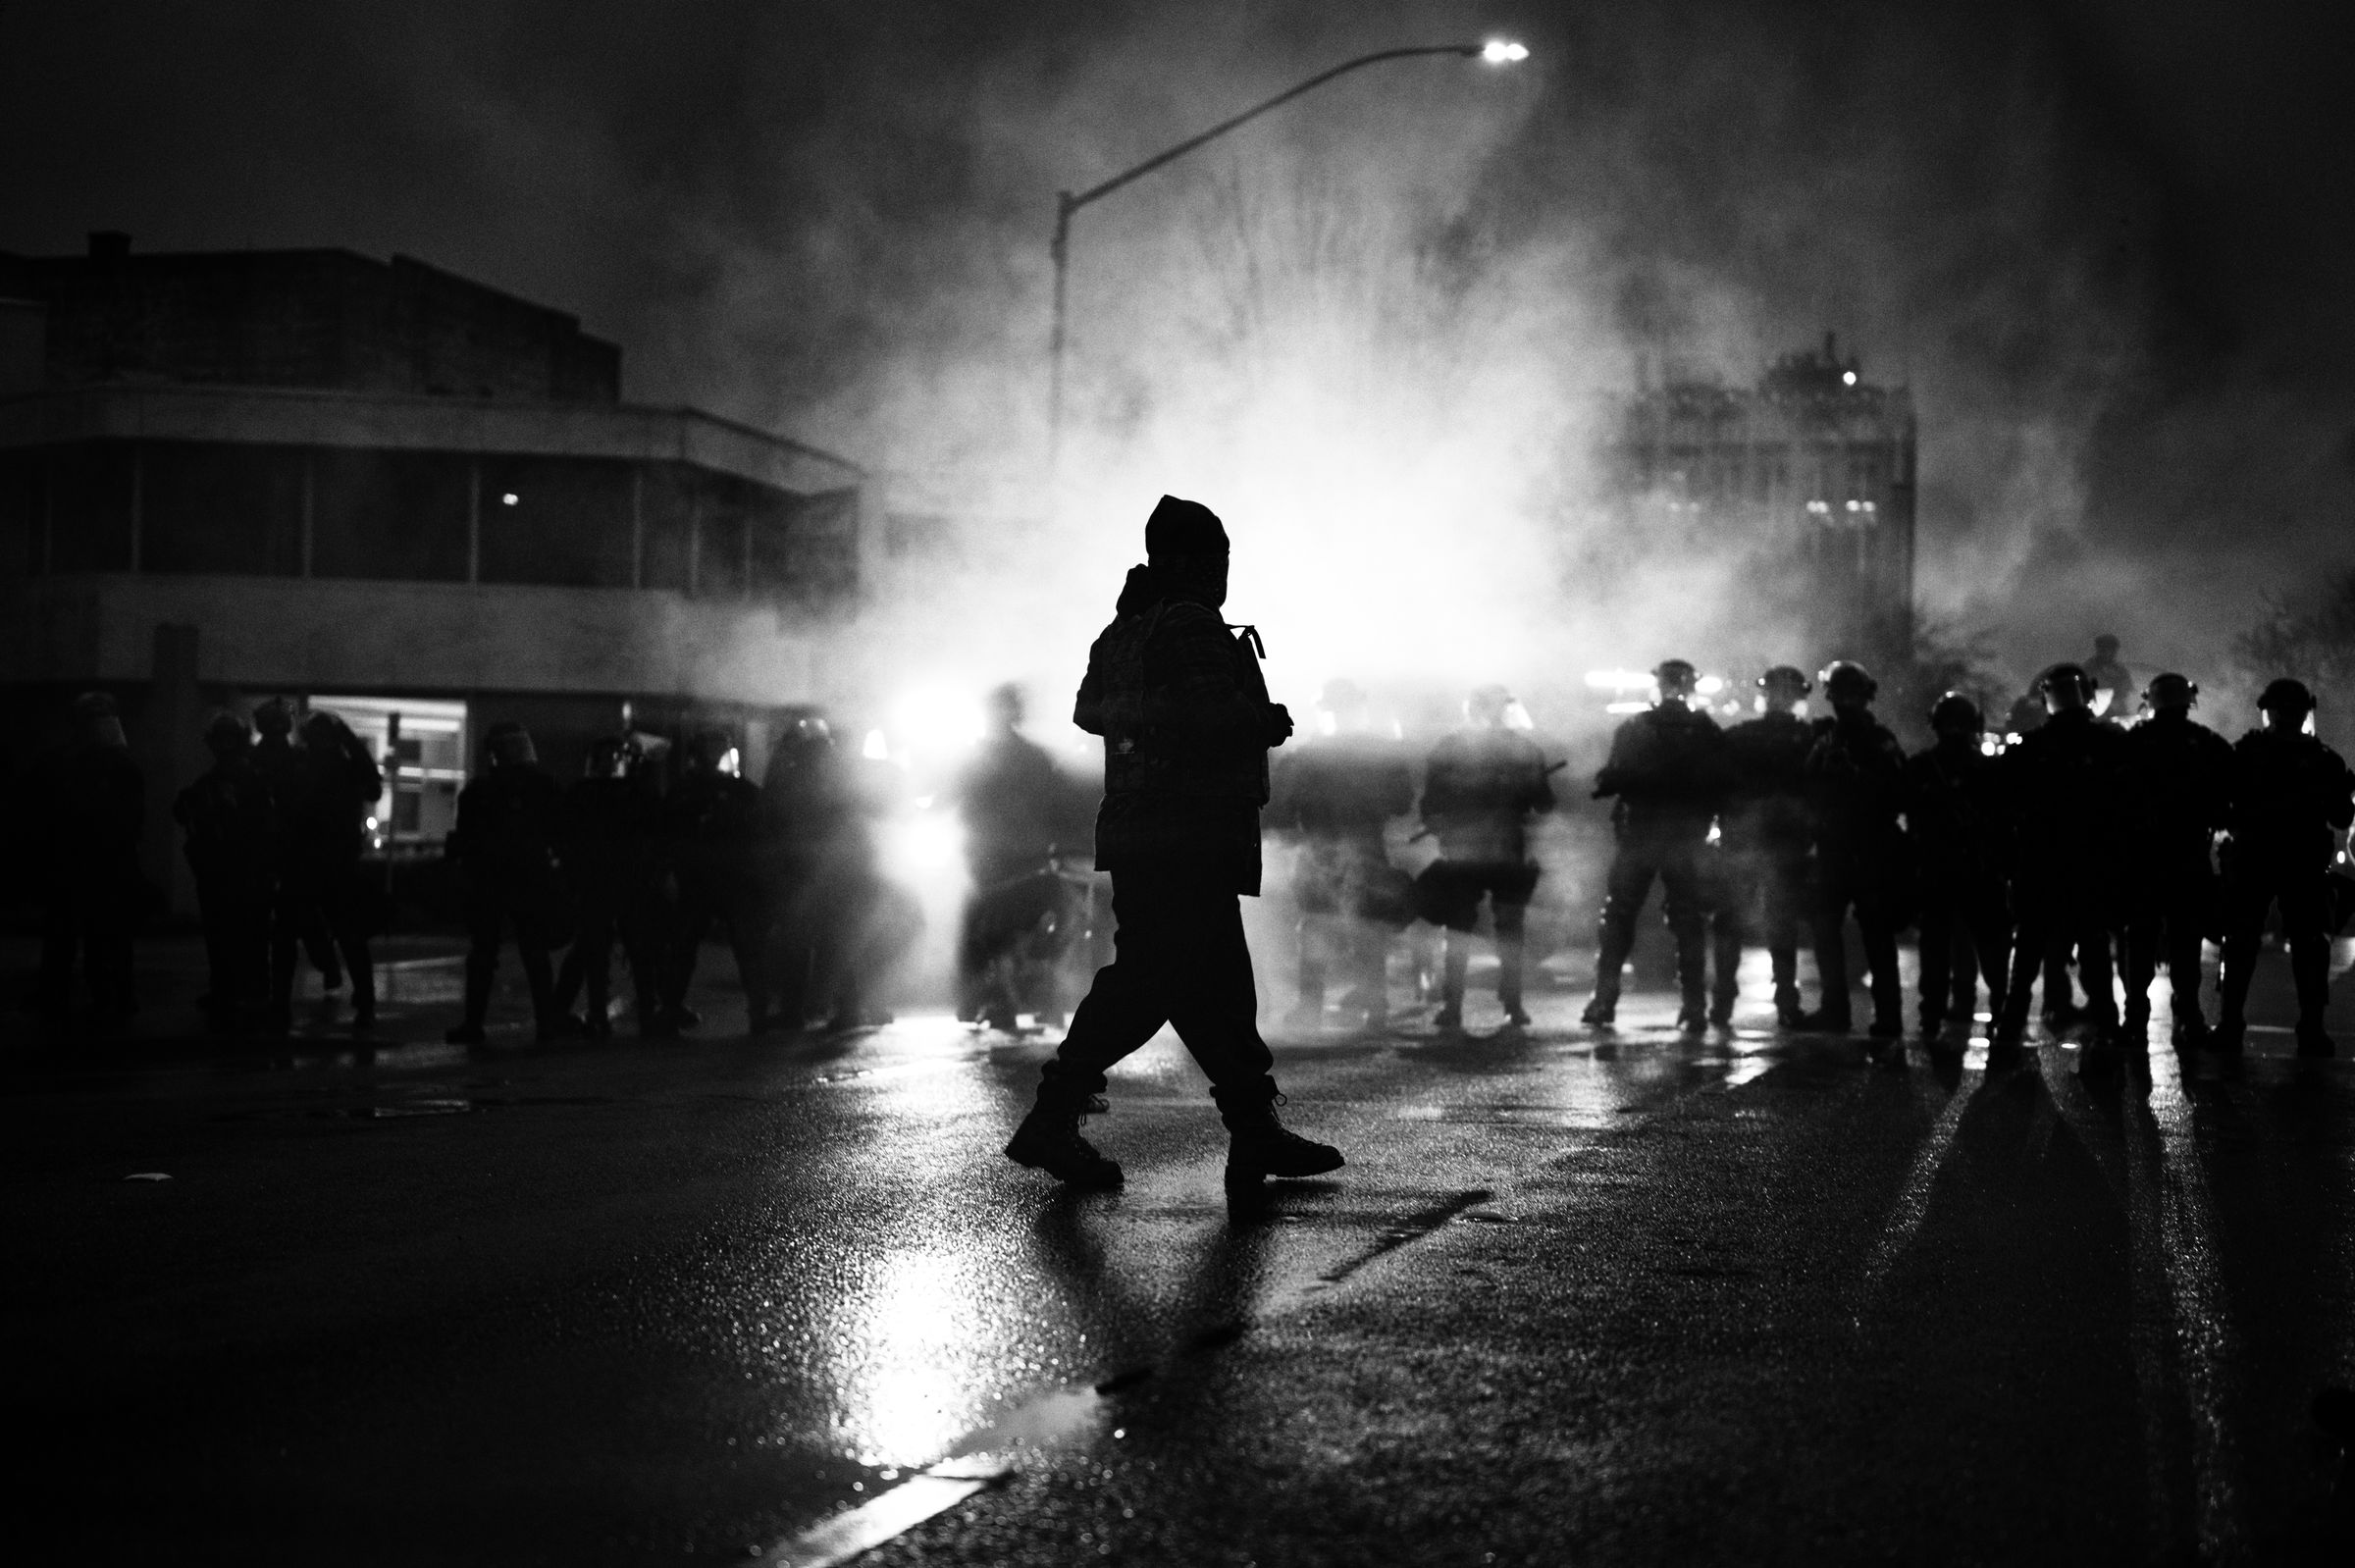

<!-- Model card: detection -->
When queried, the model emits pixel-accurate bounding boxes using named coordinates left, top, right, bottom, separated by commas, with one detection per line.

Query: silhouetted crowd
left=1270, top=656, right=2355, bottom=1072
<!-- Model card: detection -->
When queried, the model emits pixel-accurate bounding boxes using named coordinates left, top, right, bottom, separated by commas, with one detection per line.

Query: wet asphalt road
left=6, top=936, right=2354, bottom=1565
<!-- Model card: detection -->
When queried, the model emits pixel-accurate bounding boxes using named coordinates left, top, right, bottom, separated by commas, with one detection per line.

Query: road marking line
left=759, top=1458, right=1011, bottom=1568
left=1849, top=1070, right=1977, bottom=1316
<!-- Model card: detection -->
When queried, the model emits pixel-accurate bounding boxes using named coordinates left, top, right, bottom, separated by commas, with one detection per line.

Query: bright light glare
left=862, top=727, right=892, bottom=761
left=1841, top=371, right=1858, bottom=386
left=883, top=810, right=965, bottom=879
left=891, top=686, right=986, bottom=753
left=1604, top=700, right=1649, bottom=714
left=1696, top=675, right=1725, bottom=696
left=1481, top=39, right=1529, bottom=63
left=1584, top=668, right=1655, bottom=692
left=500, top=493, right=519, bottom=505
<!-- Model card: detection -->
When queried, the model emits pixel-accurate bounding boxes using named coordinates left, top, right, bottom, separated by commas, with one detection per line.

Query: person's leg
left=324, top=866, right=376, bottom=1025
left=1916, top=889, right=1956, bottom=1033
left=1707, top=851, right=1748, bottom=1023
left=2121, top=914, right=2159, bottom=1041
left=726, top=884, right=772, bottom=1027
left=516, top=910, right=558, bottom=1036
left=577, top=900, right=615, bottom=1035
left=1858, top=885, right=1903, bottom=1038
left=1492, top=879, right=1531, bottom=1025
left=1964, top=880, right=2013, bottom=1028
left=449, top=896, right=502, bottom=1042
left=1763, top=850, right=1807, bottom=1021
left=2163, top=880, right=2210, bottom=1038
left=1661, top=840, right=1710, bottom=1028
left=1806, top=869, right=1856, bottom=1028
left=1587, top=844, right=1657, bottom=1021
left=2280, top=868, right=2334, bottom=1053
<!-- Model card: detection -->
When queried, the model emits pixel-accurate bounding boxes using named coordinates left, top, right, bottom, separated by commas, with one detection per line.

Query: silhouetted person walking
left=2215, top=679, right=2354, bottom=1057
left=1585, top=659, right=1727, bottom=1030
left=1905, top=692, right=2012, bottom=1040
left=31, top=692, right=145, bottom=1034
left=1005, top=495, right=1343, bottom=1194
left=445, top=721, right=566, bottom=1045
left=1416, top=684, right=1554, bottom=1030
left=2120, top=674, right=2231, bottom=1046
left=1711, top=665, right=1818, bottom=1027
left=1993, top=664, right=2131, bottom=1071
left=174, top=712, right=275, bottom=1035
left=1799, top=661, right=1910, bottom=1046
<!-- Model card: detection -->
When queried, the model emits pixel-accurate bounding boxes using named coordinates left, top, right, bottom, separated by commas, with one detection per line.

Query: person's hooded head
left=2142, top=673, right=2198, bottom=719
left=2039, top=663, right=2094, bottom=716
left=1132, top=494, right=1230, bottom=611
left=2258, top=677, right=2316, bottom=733
left=202, top=710, right=251, bottom=760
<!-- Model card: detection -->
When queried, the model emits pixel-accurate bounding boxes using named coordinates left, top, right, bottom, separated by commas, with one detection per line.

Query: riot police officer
left=1993, top=664, right=2132, bottom=1070
left=554, top=736, right=662, bottom=1038
left=174, top=712, right=274, bottom=1034
left=2215, top=679, right=2355, bottom=1057
left=292, top=709, right=384, bottom=1029
left=1269, top=679, right=1415, bottom=1029
left=445, top=721, right=567, bottom=1045
left=950, top=685, right=1093, bottom=1029
left=659, top=728, right=771, bottom=1032
left=1904, top=692, right=2011, bottom=1039
left=1711, top=665, right=1817, bottom=1026
left=1005, top=494, right=1342, bottom=1194
left=1416, top=684, right=1555, bottom=1030
left=2120, top=674, right=2231, bottom=1045
left=1800, top=661, right=1910, bottom=1045
left=1585, top=659, right=1727, bottom=1031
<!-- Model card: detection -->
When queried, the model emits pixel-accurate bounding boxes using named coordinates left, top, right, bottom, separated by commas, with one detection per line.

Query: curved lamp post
left=1047, top=39, right=1529, bottom=470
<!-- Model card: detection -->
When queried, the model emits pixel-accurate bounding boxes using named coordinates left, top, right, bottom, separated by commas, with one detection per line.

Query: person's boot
left=1793, top=1006, right=1853, bottom=1034
left=1435, top=943, right=1469, bottom=1030
left=1005, top=1087, right=1123, bottom=1188
left=1676, top=988, right=1709, bottom=1033
left=446, top=954, right=494, bottom=1045
left=1773, top=982, right=1806, bottom=1028
left=1216, top=1084, right=1343, bottom=1192
left=1497, top=938, right=1530, bottom=1027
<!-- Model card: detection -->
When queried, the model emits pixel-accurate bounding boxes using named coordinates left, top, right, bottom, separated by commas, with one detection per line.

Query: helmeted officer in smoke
left=1415, top=684, right=1555, bottom=1030
left=1004, top=495, right=1343, bottom=1195
left=445, top=720, right=567, bottom=1045
left=1992, top=663, right=2132, bottom=1070
left=2214, top=678, right=2355, bottom=1057
left=1585, top=658, right=1727, bottom=1031
left=2120, top=673, right=2232, bottom=1046
left=291, top=708, right=385, bottom=1030
left=1799, top=660, right=1910, bottom=1046
left=1904, top=691, right=2012, bottom=1040
left=951, top=683, right=1090, bottom=1030
left=1268, top=679, right=1416, bottom=1030
left=1710, top=665, right=1818, bottom=1027
left=553, top=735, right=663, bottom=1038
left=174, top=711, right=275, bottom=1035
left=659, top=727, right=772, bottom=1032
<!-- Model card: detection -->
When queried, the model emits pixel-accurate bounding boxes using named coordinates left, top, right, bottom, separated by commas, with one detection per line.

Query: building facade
left=1610, top=336, right=1916, bottom=669
left=0, top=235, right=864, bottom=907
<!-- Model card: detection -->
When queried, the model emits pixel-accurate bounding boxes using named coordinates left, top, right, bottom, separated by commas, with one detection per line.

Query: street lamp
left=1047, top=40, right=1530, bottom=471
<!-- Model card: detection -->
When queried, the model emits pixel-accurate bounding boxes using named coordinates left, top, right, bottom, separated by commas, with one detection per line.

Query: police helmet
left=2142, top=673, right=2198, bottom=711
left=1652, top=658, right=1699, bottom=695
left=1928, top=691, right=1981, bottom=735
left=253, top=697, right=297, bottom=736
left=1466, top=684, right=1514, bottom=724
left=1757, top=665, right=1812, bottom=699
left=202, top=711, right=251, bottom=757
left=1821, top=660, right=1878, bottom=704
left=485, top=720, right=536, bottom=766
left=2038, top=662, right=2095, bottom=702
left=2258, top=677, right=2316, bottom=717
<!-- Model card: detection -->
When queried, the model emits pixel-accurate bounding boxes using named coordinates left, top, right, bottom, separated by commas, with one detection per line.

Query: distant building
left=1609, top=335, right=1916, bottom=669
left=0, top=234, right=863, bottom=905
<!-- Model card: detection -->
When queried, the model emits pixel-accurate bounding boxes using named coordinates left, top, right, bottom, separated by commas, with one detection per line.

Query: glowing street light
left=1047, top=41, right=1531, bottom=472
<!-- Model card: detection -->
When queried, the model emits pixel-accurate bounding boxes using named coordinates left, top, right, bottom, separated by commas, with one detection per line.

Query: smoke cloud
left=7, top=0, right=2353, bottom=736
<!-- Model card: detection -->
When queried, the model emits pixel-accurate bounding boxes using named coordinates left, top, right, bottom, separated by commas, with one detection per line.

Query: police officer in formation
left=2215, top=679, right=2355, bottom=1057
left=553, top=736, right=663, bottom=1039
left=1712, top=666, right=1818, bottom=1027
left=174, top=713, right=273, bottom=1035
left=1904, top=693, right=2010, bottom=1039
left=1586, top=659, right=1726, bottom=1030
left=2120, top=675, right=2231, bottom=1047
left=445, top=721, right=567, bottom=1045
left=1990, top=663, right=2131, bottom=1067
left=1799, top=661, right=1910, bottom=1044
left=288, top=709, right=384, bottom=1030
left=1268, top=679, right=1417, bottom=1030
left=1416, top=684, right=1555, bottom=1030
left=660, top=730, right=770, bottom=1031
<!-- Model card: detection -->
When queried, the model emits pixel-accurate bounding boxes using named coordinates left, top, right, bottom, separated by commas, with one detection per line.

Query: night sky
left=7, top=0, right=2352, bottom=691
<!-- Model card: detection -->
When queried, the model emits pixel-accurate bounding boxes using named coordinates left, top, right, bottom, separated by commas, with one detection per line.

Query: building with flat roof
left=1608, top=336, right=1916, bottom=673
left=0, top=235, right=864, bottom=907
